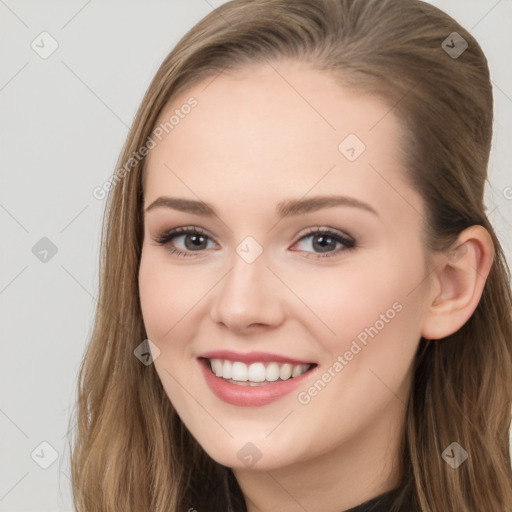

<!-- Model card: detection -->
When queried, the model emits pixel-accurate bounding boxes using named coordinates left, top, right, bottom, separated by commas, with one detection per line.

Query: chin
left=187, top=427, right=307, bottom=472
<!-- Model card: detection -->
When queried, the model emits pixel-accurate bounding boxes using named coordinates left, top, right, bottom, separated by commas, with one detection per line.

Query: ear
left=421, top=225, right=495, bottom=340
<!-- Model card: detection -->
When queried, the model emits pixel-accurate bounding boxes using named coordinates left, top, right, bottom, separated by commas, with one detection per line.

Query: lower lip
left=199, top=359, right=316, bottom=407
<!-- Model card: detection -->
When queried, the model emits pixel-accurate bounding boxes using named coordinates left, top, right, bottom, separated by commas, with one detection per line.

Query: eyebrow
left=144, top=195, right=379, bottom=218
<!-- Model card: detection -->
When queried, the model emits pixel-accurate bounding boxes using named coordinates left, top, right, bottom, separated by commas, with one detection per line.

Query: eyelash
left=153, top=226, right=356, bottom=260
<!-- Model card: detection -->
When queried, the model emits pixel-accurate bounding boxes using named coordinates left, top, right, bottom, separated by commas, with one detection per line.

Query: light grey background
left=1, top=1, right=511, bottom=510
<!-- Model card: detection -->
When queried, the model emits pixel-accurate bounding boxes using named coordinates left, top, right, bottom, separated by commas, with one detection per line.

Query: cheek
left=290, top=243, right=426, bottom=403
left=274, top=258, right=420, bottom=353
left=289, top=277, right=423, bottom=458
left=138, top=250, right=204, bottom=341
left=138, top=252, right=201, bottom=410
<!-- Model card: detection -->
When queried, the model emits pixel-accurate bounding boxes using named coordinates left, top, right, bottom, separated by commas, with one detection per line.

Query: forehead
left=143, top=60, right=422, bottom=222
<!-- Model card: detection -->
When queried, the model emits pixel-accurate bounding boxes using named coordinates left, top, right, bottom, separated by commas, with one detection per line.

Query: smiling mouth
left=201, top=357, right=317, bottom=386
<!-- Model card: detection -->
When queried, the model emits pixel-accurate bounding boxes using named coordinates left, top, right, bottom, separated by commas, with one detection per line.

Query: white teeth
left=292, top=364, right=305, bottom=378
left=248, top=362, right=266, bottom=382
left=208, top=359, right=312, bottom=383
left=212, top=359, right=223, bottom=377
left=222, top=360, right=232, bottom=379
left=266, top=362, right=280, bottom=382
left=279, top=363, right=292, bottom=380
left=231, top=361, right=248, bottom=381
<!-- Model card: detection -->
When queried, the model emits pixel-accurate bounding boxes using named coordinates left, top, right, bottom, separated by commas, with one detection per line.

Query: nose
left=209, top=250, right=286, bottom=333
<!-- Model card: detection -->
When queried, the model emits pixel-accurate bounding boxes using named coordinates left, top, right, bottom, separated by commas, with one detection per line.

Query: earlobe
left=421, top=225, right=494, bottom=340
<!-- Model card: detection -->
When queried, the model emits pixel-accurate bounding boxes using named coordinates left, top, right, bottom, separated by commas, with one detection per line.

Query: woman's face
left=138, top=60, right=432, bottom=471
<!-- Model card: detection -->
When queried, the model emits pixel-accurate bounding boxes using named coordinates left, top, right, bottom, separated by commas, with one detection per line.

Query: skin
left=138, top=60, right=494, bottom=512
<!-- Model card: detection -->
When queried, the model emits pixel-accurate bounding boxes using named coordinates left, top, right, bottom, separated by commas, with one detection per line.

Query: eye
left=291, top=227, right=355, bottom=259
left=153, top=226, right=217, bottom=257
left=153, top=226, right=356, bottom=259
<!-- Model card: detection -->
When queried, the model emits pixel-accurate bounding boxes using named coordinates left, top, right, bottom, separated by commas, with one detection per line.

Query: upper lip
left=198, top=350, right=315, bottom=365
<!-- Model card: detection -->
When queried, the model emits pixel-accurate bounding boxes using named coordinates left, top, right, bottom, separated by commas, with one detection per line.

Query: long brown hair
left=69, top=0, right=512, bottom=510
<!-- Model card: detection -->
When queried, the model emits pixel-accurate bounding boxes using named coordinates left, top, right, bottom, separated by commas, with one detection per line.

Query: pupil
left=314, top=235, right=335, bottom=253
left=186, top=234, right=206, bottom=250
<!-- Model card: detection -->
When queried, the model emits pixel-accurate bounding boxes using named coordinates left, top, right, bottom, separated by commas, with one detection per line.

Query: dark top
left=343, top=485, right=417, bottom=512
left=198, top=465, right=420, bottom=511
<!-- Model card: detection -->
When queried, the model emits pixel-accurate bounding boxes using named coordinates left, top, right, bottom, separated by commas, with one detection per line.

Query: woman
left=69, top=0, right=512, bottom=510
